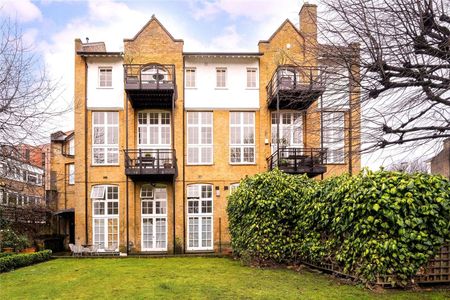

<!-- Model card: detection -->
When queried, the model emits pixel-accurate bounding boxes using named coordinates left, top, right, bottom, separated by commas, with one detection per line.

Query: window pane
left=188, top=147, right=199, bottom=164
left=93, top=128, right=105, bottom=144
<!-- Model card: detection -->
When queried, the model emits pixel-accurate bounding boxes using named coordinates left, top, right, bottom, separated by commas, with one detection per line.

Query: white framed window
left=98, top=67, right=112, bottom=87
left=229, top=183, right=239, bottom=194
left=92, top=185, right=119, bottom=251
left=216, top=68, right=227, bottom=88
left=138, top=111, right=171, bottom=148
left=246, top=68, right=257, bottom=88
left=187, top=184, right=213, bottom=251
left=141, top=185, right=167, bottom=251
left=90, top=185, right=106, bottom=199
left=92, top=112, right=119, bottom=165
left=187, top=112, right=213, bottom=165
left=185, top=68, right=196, bottom=88
left=271, top=111, right=303, bottom=154
left=323, top=112, right=345, bottom=164
left=68, top=164, right=75, bottom=185
left=320, top=66, right=350, bottom=109
left=68, top=138, right=75, bottom=155
left=230, top=112, right=255, bottom=164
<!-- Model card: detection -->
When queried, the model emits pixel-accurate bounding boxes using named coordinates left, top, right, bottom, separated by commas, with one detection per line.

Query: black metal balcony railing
left=267, top=65, right=326, bottom=110
left=267, top=147, right=327, bottom=177
left=124, top=149, right=176, bottom=179
left=124, top=64, right=176, bottom=108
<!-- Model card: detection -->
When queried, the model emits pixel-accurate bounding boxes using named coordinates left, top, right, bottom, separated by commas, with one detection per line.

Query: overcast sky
left=1, top=0, right=441, bottom=168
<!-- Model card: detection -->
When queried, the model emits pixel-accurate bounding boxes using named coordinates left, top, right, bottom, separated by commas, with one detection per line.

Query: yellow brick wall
left=71, top=7, right=361, bottom=254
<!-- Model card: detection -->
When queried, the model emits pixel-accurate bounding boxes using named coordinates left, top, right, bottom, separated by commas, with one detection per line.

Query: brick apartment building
left=65, top=3, right=361, bottom=254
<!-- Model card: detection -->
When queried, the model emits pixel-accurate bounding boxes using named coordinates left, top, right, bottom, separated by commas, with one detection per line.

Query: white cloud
left=0, top=0, right=43, bottom=23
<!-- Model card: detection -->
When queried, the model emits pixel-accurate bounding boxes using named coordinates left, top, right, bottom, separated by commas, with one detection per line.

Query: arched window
left=186, top=184, right=213, bottom=250
left=141, top=185, right=167, bottom=251
left=91, top=185, right=119, bottom=251
left=141, top=65, right=168, bottom=83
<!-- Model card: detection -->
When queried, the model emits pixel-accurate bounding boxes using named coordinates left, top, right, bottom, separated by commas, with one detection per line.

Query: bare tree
left=385, top=158, right=430, bottom=173
left=318, top=0, right=450, bottom=153
left=0, top=17, right=63, bottom=148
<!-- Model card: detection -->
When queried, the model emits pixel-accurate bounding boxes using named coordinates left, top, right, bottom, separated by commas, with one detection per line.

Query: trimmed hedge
left=0, top=250, right=52, bottom=273
left=227, top=169, right=450, bottom=286
left=0, top=252, right=14, bottom=258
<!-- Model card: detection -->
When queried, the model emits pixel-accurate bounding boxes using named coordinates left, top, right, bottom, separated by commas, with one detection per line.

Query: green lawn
left=0, top=257, right=448, bottom=299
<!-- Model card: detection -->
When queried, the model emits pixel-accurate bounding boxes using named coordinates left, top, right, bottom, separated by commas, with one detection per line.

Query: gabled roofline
left=123, top=15, right=184, bottom=43
left=258, top=19, right=305, bottom=44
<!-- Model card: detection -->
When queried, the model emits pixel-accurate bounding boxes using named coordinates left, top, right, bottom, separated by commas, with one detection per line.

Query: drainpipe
left=182, top=57, right=186, bottom=253
left=348, top=67, right=353, bottom=176
left=320, top=94, right=324, bottom=180
left=172, top=65, right=176, bottom=254
left=126, top=88, right=130, bottom=255
left=83, top=57, right=89, bottom=245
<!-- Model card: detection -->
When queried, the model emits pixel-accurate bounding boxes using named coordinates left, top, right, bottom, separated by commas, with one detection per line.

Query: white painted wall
left=185, top=57, right=259, bottom=109
left=87, top=57, right=124, bottom=109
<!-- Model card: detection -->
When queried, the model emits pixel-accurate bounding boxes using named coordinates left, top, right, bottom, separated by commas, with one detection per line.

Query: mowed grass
left=0, top=257, right=449, bottom=299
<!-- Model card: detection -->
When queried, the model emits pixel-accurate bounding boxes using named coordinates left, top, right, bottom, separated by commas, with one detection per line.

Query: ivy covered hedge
left=227, top=169, right=450, bottom=286
left=0, top=250, right=52, bottom=273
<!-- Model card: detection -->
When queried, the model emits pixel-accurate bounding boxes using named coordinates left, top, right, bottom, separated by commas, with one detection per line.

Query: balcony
left=124, top=149, right=176, bottom=181
left=124, top=64, right=176, bottom=109
left=267, top=148, right=327, bottom=177
left=267, top=65, right=326, bottom=110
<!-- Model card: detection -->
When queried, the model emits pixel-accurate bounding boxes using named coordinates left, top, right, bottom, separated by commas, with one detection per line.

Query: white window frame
left=322, top=112, right=345, bottom=164
left=187, top=184, right=213, bottom=251
left=187, top=112, right=213, bottom=165
left=92, top=111, right=119, bottom=166
left=320, top=66, right=350, bottom=109
left=246, top=68, right=258, bottom=88
left=185, top=68, right=196, bottom=88
left=68, top=138, right=75, bottom=156
left=216, top=68, right=227, bottom=88
left=229, top=183, right=240, bottom=194
left=229, top=112, right=256, bottom=164
left=68, top=164, right=75, bottom=185
left=271, top=111, right=303, bottom=154
left=98, top=67, right=112, bottom=88
left=141, top=185, right=168, bottom=252
left=92, top=185, right=119, bottom=251
left=137, top=111, right=171, bottom=149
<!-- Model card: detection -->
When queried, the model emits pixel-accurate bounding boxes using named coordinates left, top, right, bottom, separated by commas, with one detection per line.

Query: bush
left=0, top=252, right=14, bottom=258
left=227, top=169, right=450, bottom=286
left=0, top=250, right=52, bottom=273
left=227, top=169, right=316, bottom=263
left=0, top=228, right=30, bottom=251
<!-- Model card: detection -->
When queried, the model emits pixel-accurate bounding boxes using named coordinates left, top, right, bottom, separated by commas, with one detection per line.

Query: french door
left=187, top=184, right=213, bottom=251
left=141, top=186, right=167, bottom=251
left=271, top=111, right=303, bottom=155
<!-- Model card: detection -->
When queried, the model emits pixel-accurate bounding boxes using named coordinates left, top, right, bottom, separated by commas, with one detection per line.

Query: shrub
left=227, top=169, right=450, bottom=286
left=0, top=250, right=52, bottom=273
left=227, top=169, right=317, bottom=263
left=0, top=252, right=14, bottom=258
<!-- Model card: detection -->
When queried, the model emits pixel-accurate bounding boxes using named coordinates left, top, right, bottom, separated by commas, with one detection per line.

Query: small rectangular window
left=247, top=68, right=257, bottom=88
left=216, top=68, right=226, bottom=88
left=91, top=186, right=106, bottom=199
left=68, top=139, right=75, bottom=156
left=68, top=164, right=75, bottom=185
left=185, top=68, right=196, bottom=88
left=99, top=67, right=112, bottom=87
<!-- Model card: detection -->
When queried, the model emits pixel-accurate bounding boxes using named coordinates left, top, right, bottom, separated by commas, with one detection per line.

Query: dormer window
left=99, top=67, right=112, bottom=87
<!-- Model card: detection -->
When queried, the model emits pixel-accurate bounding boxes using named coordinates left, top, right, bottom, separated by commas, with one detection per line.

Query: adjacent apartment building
left=0, top=144, right=46, bottom=221
left=70, top=3, right=361, bottom=254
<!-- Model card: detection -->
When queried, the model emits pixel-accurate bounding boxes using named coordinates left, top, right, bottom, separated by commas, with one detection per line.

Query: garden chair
left=89, top=244, right=100, bottom=256
left=69, top=244, right=83, bottom=257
